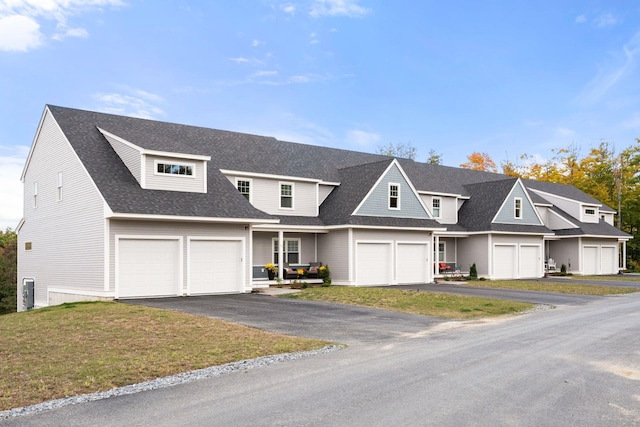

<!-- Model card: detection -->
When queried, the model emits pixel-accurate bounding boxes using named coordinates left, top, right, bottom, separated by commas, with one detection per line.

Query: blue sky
left=1, top=1, right=639, bottom=229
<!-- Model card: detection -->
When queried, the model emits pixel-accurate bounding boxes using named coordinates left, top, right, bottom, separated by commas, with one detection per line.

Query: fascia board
left=108, top=212, right=279, bottom=224
left=20, top=105, right=50, bottom=182
left=220, top=169, right=329, bottom=184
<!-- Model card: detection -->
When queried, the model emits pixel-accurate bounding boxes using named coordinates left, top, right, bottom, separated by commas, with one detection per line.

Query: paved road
left=7, top=291, right=640, bottom=426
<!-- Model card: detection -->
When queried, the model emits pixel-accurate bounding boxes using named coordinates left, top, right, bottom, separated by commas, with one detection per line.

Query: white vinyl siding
left=144, top=154, right=206, bottom=193
left=18, top=109, right=106, bottom=309
left=420, top=195, right=458, bottom=224
left=318, top=184, right=335, bottom=205
left=229, top=176, right=317, bottom=216
left=317, top=230, right=349, bottom=283
left=108, top=220, right=251, bottom=295
left=103, top=133, right=142, bottom=185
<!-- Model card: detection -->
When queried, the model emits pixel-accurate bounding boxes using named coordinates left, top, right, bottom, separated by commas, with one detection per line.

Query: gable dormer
left=528, top=188, right=602, bottom=224
left=493, top=179, right=544, bottom=226
left=99, top=127, right=210, bottom=193
left=353, top=160, right=431, bottom=219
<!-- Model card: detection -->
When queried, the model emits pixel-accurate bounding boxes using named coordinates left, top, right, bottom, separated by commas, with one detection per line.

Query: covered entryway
left=396, top=242, right=429, bottom=284
left=493, top=245, right=517, bottom=279
left=189, top=238, right=244, bottom=294
left=356, top=242, right=392, bottom=285
left=519, top=245, right=541, bottom=279
left=117, top=237, right=182, bottom=298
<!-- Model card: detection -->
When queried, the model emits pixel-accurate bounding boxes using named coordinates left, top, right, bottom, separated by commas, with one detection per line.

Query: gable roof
left=548, top=206, right=631, bottom=238
left=524, top=179, right=616, bottom=212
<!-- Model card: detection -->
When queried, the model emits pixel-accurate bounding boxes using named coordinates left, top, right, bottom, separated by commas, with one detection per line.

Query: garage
left=396, top=243, right=429, bottom=284
left=582, top=246, right=598, bottom=275
left=519, top=245, right=541, bottom=279
left=601, top=246, right=616, bottom=274
left=493, top=245, right=516, bottom=279
left=117, top=238, right=181, bottom=298
left=356, top=242, right=392, bottom=285
left=189, top=239, right=244, bottom=294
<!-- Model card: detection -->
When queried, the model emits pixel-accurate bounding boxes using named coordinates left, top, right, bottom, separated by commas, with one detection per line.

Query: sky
left=1, top=1, right=639, bottom=229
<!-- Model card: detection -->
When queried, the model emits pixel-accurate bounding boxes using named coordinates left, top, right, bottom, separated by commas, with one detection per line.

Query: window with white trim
left=273, top=238, right=300, bottom=264
left=57, top=172, right=63, bottom=202
left=280, top=182, right=293, bottom=209
left=389, top=183, right=400, bottom=209
left=432, top=197, right=441, bottom=218
left=438, top=242, right=445, bottom=262
left=33, top=181, right=38, bottom=208
left=237, top=179, right=251, bottom=201
left=514, top=197, right=522, bottom=219
left=585, top=208, right=596, bottom=215
left=155, top=161, right=194, bottom=177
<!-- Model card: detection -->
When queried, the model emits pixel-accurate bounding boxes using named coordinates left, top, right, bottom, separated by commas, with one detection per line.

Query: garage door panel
left=493, top=245, right=516, bottom=279
left=397, top=243, right=428, bottom=284
left=118, top=239, right=181, bottom=298
left=601, top=247, right=616, bottom=275
left=519, top=245, right=540, bottom=279
left=190, top=240, right=243, bottom=294
left=357, top=243, right=391, bottom=286
left=583, top=247, right=598, bottom=275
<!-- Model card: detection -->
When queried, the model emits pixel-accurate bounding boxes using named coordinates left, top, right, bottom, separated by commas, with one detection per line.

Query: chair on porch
left=546, top=258, right=557, bottom=271
left=307, top=262, right=322, bottom=278
left=438, top=262, right=453, bottom=273
left=282, top=263, right=299, bottom=279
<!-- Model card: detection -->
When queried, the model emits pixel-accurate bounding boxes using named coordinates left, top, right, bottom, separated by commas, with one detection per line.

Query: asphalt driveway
left=125, top=294, right=447, bottom=345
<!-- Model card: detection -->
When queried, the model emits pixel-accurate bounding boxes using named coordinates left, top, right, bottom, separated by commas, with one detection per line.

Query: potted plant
left=265, top=263, right=277, bottom=280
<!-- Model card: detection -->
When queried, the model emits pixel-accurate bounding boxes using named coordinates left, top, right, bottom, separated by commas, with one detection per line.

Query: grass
left=0, top=301, right=329, bottom=411
left=283, top=287, right=534, bottom=318
left=577, top=275, right=640, bottom=282
left=461, top=280, right=638, bottom=295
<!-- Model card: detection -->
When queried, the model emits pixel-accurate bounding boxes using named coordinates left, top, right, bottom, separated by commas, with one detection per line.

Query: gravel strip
left=519, top=304, right=554, bottom=315
left=0, top=345, right=344, bottom=421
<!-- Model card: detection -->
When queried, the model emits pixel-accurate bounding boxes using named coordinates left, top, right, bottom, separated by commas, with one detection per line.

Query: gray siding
left=457, top=235, right=489, bottom=276
left=356, top=164, right=429, bottom=219
left=109, top=220, right=250, bottom=294
left=18, top=109, right=106, bottom=309
left=317, top=230, right=349, bottom=284
left=318, top=184, right=335, bottom=205
left=530, top=191, right=582, bottom=222
left=549, top=239, right=580, bottom=273
left=103, top=134, right=142, bottom=185
left=494, top=182, right=542, bottom=225
left=235, top=176, right=317, bottom=216
left=252, top=231, right=318, bottom=267
left=420, top=194, right=458, bottom=224
left=144, top=154, right=206, bottom=193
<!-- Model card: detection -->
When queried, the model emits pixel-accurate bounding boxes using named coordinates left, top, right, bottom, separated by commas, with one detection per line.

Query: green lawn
left=283, top=287, right=534, bottom=318
left=577, top=275, right=640, bottom=282
left=0, top=302, right=330, bottom=411
left=461, top=280, right=639, bottom=295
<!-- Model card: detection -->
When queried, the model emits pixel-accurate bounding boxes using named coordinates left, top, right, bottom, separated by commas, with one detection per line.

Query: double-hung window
left=389, top=183, right=400, bottom=209
left=273, top=238, right=300, bottom=264
left=514, top=197, right=522, bottom=219
left=280, top=183, right=293, bottom=209
left=432, top=197, right=441, bottom=218
left=438, top=242, right=445, bottom=262
left=237, top=179, right=251, bottom=201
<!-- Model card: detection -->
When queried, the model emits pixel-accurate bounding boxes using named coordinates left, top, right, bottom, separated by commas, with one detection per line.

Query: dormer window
left=389, top=183, right=400, bottom=209
left=156, top=161, right=194, bottom=177
left=432, top=197, right=441, bottom=218
left=585, top=208, right=596, bottom=215
left=514, top=197, right=522, bottom=219
left=280, top=182, right=293, bottom=209
left=237, top=179, right=251, bottom=201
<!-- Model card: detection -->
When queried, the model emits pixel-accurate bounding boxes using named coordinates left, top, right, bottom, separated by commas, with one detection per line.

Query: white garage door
left=493, top=245, right=517, bottom=279
left=189, top=239, right=244, bottom=294
left=601, top=246, right=616, bottom=275
left=397, top=243, right=429, bottom=284
left=519, top=245, right=540, bottom=279
left=583, top=246, right=598, bottom=275
left=356, top=242, right=392, bottom=285
left=118, top=238, right=181, bottom=298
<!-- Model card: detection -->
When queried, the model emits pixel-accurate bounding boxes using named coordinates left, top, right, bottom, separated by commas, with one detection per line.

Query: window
left=432, top=197, right=441, bottom=218
left=438, top=242, right=445, bottom=262
left=389, top=183, right=400, bottom=209
left=514, top=198, right=522, bottom=219
left=33, top=181, right=38, bottom=208
left=155, top=161, right=194, bottom=177
left=237, top=179, right=250, bottom=201
left=273, top=238, right=300, bottom=264
left=280, top=183, right=293, bottom=209
left=57, top=172, right=63, bottom=201
left=25, top=242, right=32, bottom=251
left=585, top=208, right=596, bottom=215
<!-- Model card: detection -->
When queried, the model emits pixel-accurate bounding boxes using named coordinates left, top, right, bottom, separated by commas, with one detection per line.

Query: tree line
left=378, top=139, right=640, bottom=270
left=0, top=228, right=17, bottom=314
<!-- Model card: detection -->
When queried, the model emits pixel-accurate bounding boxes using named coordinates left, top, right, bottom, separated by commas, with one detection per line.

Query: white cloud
left=230, top=57, right=250, bottom=63
left=594, top=12, right=618, bottom=28
left=310, top=0, right=370, bottom=18
left=309, top=32, right=319, bottom=44
left=0, top=145, right=30, bottom=230
left=251, top=39, right=263, bottom=47
left=93, top=88, right=166, bottom=119
left=0, top=14, right=43, bottom=51
left=0, top=0, right=123, bottom=51
left=576, top=31, right=640, bottom=104
left=345, top=129, right=380, bottom=146
left=280, top=3, right=295, bottom=15
left=575, top=14, right=587, bottom=24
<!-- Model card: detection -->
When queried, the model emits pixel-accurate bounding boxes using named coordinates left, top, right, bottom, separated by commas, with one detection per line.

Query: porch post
left=622, top=240, right=627, bottom=271
left=434, top=235, right=440, bottom=275
left=278, top=230, right=284, bottom=280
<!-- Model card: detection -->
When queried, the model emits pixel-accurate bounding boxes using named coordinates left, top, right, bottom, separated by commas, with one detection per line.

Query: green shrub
left=560, top=264, right=567, bottom=274
left=290, top=280, right=308, bottom=289
left=468, top=263, right=478, bottom=280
